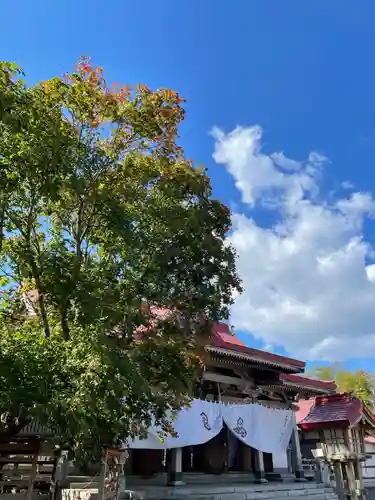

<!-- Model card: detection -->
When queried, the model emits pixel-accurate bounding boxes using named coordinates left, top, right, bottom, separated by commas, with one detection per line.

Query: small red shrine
left=296, top=393, right=375, bottom=500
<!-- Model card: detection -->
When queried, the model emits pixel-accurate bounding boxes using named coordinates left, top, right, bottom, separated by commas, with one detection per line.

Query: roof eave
left=282, top=382, right=335, bottom=395
left=299, top=420, right=350, bottom=431
left=206, top=345, right=305, bottom=373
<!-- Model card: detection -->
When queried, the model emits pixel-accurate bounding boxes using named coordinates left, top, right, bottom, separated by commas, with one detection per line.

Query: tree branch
left=25, top=197, right=51, bottom=339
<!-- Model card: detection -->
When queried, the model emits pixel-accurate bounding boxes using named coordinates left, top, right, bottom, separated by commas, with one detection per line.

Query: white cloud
left=212, top=125, right=375, bottom=361
left=342, top=180, right=354, bottom=190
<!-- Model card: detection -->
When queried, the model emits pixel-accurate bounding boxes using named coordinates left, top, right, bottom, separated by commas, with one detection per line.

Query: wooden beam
left=202, top=371, right=243, bottom=387
left=0, top=457, right=54, bottom=464
left=0, top=443, right=39, bottom=453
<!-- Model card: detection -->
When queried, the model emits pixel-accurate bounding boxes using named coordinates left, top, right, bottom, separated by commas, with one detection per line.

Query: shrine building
left=125, top=322, right=336, bottom=489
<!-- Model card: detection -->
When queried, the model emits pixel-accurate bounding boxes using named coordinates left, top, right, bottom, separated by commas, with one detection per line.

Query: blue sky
left=2, top=0, right=375, bottom=372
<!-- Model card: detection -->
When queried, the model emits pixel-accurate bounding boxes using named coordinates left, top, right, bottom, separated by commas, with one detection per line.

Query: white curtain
left=128, top=399, right=223, bottom=449
left=250, top=404, right=294, bottom=453
left=128, top=399, right=294, bottom=454
left=222, top=403, right=293, bottom=454
left=221, top=403, right=253, bottom=449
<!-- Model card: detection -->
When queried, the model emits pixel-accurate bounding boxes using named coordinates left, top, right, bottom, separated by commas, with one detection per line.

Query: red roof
left=209, top=323, right=305, bottom=371
left=136, top=306, right=307, bottom=373
left=281, top=373, right=337, bottom=392
left=298, top=393, right=364, bottom=430
left=212, top=323, right=246, bottom=346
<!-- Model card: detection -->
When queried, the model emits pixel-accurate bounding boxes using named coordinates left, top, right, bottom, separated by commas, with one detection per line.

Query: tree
left=313, top=364, right=375, bottom=409
left=0, top=57, right=242, bottom=460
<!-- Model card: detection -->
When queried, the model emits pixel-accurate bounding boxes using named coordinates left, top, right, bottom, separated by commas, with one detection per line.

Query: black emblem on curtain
left=233, top=417, right=247, bottom=438
left=200, top=412, right=212, bottom=431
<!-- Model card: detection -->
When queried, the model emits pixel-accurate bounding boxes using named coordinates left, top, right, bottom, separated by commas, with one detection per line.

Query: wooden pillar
left=52, top=449, right=69, bottom=494
left=291, top=411, right=306, bottom=481
left=315, top=458, right=332, bottom=485
left=167, top=448, right=185, bottom=486
left=287, top=445, right=293, bottom=473
left=98, top=450, right=108, bottom=500
left=321, top=460, right=332, bottom=487
left=118, top=452, right=128, bottom=499
left=254, top=449, right=268, bottom=484
left=333, top=461, right=346, bottom=500
left=25, top=451, right=38, bottom=500
left=346, top=461, right=359, bottom=500
left=353, top=459, right=365, bottom=500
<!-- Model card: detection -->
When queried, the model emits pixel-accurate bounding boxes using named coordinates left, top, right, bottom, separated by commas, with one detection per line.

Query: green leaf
left=0, top=56, right=242, bottom=462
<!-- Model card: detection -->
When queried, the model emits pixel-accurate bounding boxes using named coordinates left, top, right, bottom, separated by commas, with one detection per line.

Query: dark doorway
left=182, top=425, right=247, bottom=474
left=263, top=452, right=273, bottom=473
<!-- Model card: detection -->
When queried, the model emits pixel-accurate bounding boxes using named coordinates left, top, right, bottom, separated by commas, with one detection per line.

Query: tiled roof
left=281, top=373, right=337, bottom=393
left=209, top=323, right=305, bottom=371
left=135, top=306, right=308, bottom=373
left=298, top=393, right=364, bottom=429
left=210, top=326, right=335, bottom=392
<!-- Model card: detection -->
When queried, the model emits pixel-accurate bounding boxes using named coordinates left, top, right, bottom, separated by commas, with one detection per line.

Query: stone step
left=127, top=474, right=332, bottom=489
left=162, top=485, right=333, bottom=494
left=172, top=474, right=316, bottom=485
left=180, top=497, right=337, bottom=500
left=128, top=473, right=321, bottom=486
left=122, top=494, right=338, bottom=500
left=123, top=485, right=338, bottom=500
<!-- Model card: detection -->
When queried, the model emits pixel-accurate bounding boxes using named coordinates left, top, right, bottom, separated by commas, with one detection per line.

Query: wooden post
left=118, top=451, right=128, bottom=499
left=333, top=461, right=346, bottom=500
left=254, top=449, right=268, bottom=484
left=51, top=449, right=69, bottom=500
left=291, top=411, right=306, bottom=481
left=98, top=448, right=123, bottom=500
left=25, top=450, right=39, bottom=500
left=354, top=459, right=366, bottom=500
left=98, top=450, right=108, bottom=500
left=346, top=461, right=359, bottom=500
left=318, top=460, right=331, bottom=486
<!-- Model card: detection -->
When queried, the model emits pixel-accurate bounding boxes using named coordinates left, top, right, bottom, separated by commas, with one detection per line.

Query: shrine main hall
left=125, top=322, right=336, bottom=487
